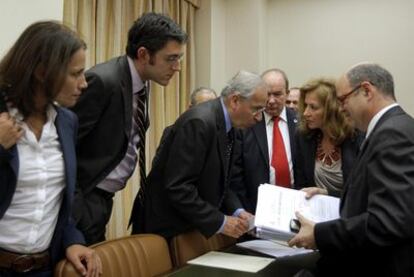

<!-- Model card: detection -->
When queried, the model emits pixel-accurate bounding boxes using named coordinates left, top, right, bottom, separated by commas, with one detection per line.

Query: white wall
left=195, top=0, right=414, bottom=115
left=0, top=0, right=63, bottom=57
left=266, top=0, right=414, bottom=115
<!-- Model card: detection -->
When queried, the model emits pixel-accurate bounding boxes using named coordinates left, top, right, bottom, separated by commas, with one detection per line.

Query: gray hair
left=190, top=86, right=217, bottom=106
left=221, top=70, right=265, bottom=98
left=347, top=63, right=395, bottom=100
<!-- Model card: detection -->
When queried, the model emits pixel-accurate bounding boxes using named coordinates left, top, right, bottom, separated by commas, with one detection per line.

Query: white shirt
left=0, top=106, right=65, bottom=253
left=365, top=103, right=399, bottom=139
left=264, top=107, right=294, bottom=185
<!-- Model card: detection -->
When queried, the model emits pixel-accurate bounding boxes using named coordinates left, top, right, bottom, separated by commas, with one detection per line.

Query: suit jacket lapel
left=215, top=99, right=228, bottom=178
left=119, top=56, right=133, bottom=138
left=55, top=107, right=76, bottom=205
left=286, top=108, right=298, bottom=159
left=340, top=106, right=403, bottom=211
left=253, top=117, right=269, bottom=166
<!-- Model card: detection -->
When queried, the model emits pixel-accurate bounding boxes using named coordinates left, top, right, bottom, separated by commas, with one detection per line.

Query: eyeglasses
left=337, top=84, right=361, bottom=104
left=164, top=54, right=184, bottom=64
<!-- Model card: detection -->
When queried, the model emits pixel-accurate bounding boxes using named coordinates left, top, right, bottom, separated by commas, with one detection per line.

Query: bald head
left=189, top=87, right=217, bottom=107
left=346, top=62, right=395, bottom=100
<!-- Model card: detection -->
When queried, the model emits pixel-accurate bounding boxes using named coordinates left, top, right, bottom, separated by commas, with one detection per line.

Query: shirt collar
left=9, top=104, right=57, bottom=124
left=264, top=106, right=287, bottom=125
left=220, top=97, right=232, bottom=133
left=127, top=56, right=145, bottom=93
left=365, top=103, right=398, bottom=139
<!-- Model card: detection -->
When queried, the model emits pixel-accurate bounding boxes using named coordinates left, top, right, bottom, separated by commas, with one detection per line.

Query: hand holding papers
left=254, top=184, right=339, bottom=241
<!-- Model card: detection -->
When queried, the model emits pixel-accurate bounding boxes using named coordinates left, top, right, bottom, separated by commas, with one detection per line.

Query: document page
left=254, top=184, right=340, bottom=241
left=237, top=239, right=313, bottom=258
left=187, top=251, right=274, bottom=273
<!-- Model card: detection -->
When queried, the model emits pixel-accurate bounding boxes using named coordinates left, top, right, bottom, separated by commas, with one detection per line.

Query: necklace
left=316, top=134, right=341, bottom=166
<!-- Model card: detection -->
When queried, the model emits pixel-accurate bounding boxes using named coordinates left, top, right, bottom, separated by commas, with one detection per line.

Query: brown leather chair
left=169, top=230, right=236, bottom=267
left=54, top=234, right=172, bottom=277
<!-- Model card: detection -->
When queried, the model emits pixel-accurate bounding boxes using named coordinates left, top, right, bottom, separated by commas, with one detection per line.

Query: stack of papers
left=237, top=239, right=313, bottom=258
left=254, top=184, right=340, bottom=241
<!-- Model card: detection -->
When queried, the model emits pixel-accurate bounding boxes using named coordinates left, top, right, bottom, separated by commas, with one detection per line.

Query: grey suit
left=71, top=55, right=135, bottom=244
left=314, top=106, right=414, bottom=276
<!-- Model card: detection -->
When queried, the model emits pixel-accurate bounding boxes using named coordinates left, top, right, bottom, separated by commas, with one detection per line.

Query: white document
left=237, top=239, right=313, bottom=258
left=187, top=251, right=274, bottom=273
left=254, top=184, right=340, bottom=241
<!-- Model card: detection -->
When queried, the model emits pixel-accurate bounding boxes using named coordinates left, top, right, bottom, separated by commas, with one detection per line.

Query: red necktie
left=271, top=116, right=291, bottom=187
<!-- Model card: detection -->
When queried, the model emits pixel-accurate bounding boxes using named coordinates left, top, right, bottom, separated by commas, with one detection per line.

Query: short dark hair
left=0, top=20, right=86, bottom=117
left=347, top=63, right=395, bottom=100
left=126, top=12, right=188, bottom=59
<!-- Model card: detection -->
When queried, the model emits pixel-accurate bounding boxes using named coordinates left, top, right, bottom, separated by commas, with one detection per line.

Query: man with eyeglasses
left=134, top=71, right=267, bottom=240
left=70, top=12, right=188, bottom=245
left=289, top=63, right=414, bottom=277
left=230, top=68, right=298, bottom=214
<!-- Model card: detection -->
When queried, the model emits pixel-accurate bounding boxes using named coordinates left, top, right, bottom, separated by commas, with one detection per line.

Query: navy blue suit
left=0, top=106, right=85, bottom=266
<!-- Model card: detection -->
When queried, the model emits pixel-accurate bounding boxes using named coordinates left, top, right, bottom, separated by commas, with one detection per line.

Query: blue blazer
left=0, top=106, right=85, bottom=265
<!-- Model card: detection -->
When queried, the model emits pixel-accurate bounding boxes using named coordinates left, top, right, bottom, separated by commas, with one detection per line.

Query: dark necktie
left=226, top=129, right=234, bottom=163
left=136, top=86, right=149, bottom=204
left=271, top=116, right=291, bottom=187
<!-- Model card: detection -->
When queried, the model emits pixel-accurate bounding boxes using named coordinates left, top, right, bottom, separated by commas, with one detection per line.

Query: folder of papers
left=254, top=184, right=340, bottom=241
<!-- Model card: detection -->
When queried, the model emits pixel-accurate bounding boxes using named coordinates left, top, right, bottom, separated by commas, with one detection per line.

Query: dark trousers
left=72, top=187, right=114, bottom=245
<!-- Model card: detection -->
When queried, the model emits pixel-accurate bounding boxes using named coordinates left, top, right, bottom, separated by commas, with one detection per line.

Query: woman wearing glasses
left=294, top=78, right=363, bottom=198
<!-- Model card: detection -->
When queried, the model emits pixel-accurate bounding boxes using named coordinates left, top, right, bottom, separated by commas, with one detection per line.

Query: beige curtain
left=63, top=0, right=198, bottom=239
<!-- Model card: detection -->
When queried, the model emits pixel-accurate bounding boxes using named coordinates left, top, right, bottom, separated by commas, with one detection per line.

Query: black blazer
left=71, top=55, right=134, bottom=195
left=294, top=129, right=364, bottom=197
left=230, top=108, right=298, bottom=213
left=130, top=98, right=240, bottom=239
left=315, top=106, right=414, bottom=276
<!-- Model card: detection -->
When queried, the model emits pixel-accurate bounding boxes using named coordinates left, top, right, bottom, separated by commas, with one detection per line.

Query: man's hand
left=288, top=212, right=317, bottom=250
left=237, top=210, right=255, bottom=231
left=221, top=215, right=249, bottom=238
left=237, top=210, right=254, bottom=221
left=0, top=113, right=23, bottom=149
left=301, top=187, right=328, bottom=199
left=66, top=244, right=102, bottom=277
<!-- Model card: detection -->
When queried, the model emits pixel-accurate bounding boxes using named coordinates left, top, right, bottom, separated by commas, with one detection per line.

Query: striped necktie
left=136, top=86, right=149, bottom=204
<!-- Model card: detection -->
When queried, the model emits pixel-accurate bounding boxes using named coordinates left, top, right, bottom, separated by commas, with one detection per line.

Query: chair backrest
left=54, top=234, right=172, bottom=277
left=169, top=230, right=236, bottom=267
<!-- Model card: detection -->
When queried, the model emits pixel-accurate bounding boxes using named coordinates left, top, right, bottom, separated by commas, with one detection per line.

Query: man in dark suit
left=289, top=63, right=414, bottom=277
left=131, top=71, right=268, bottom=239
left=71, top=13, right=187, bottom=245
left=230, top=68, right=297, bottom=213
